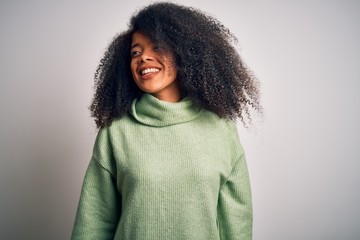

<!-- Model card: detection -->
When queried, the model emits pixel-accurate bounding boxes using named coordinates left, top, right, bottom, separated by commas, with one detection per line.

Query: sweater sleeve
left=217, top=153, right=253, bottom=240
left=71, top=157, right=121, bottom=240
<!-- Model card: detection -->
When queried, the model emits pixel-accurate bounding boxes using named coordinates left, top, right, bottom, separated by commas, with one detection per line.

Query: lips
left=140, top=68, right=160, bottom=75
left=138, top=66, right=161, bottom=80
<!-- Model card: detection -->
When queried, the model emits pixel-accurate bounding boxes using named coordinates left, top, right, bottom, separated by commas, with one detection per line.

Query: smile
left=140, top=68, right=160, bottom=75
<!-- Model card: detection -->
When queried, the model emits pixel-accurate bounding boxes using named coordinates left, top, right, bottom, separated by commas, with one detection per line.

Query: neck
left=151, top=81, right=182, bottom=102
left=130, top=93, right=202, bottom=127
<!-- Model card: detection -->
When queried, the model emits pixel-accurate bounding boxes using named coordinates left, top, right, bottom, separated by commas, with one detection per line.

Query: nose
left=138, top=49, right=154, bottom=63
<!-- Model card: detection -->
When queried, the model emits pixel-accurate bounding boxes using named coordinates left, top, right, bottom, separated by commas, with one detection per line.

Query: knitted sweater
left=71, top=93, right=252, bottom=240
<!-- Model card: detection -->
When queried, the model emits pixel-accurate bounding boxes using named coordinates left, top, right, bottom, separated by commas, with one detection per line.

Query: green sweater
left=71, top=93, right=252, bottom=240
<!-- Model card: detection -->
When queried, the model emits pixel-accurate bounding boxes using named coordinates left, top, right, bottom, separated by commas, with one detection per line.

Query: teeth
left=141, top=68, right=159, bottom=75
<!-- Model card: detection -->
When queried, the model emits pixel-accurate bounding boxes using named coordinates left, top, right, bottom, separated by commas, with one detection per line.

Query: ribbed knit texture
left=71, top=93, right=252, bottom=240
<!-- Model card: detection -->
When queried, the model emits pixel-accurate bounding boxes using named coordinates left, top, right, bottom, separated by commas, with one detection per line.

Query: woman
left=72, top=2, right=261, bottom=240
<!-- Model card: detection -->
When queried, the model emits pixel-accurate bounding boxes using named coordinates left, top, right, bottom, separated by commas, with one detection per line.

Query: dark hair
left=90, top=2, right=262, bottom=128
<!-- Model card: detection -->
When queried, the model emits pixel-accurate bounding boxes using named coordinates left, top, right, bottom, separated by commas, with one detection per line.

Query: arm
left=71, top=157, right=121, bottom=240
left=217, top=153, right=253, bottom=240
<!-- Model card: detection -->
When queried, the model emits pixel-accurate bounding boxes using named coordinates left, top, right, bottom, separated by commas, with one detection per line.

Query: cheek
left=130, top=61, right=137, bottom=77
left=163, top=58, right=177, bottom=78
left=167, top=64, right=177, bottom=80
left=169, top=68, right=177, bottom=80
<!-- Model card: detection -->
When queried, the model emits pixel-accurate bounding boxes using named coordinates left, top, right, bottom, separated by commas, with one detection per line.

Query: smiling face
left=130, top=31, right=181, bottom=102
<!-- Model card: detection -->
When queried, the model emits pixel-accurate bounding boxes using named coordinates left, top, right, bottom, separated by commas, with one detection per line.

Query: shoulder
left=223, top=119, right=244, bottom=158
left=197, top=110, right=245, bottom=158
left=92, top=113, right=134, bottom=172
left=198, top=110, right=240, bottom=136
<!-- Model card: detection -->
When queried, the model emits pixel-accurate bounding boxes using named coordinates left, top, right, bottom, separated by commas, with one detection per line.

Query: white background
left=1, top=0, right=359, bottom=239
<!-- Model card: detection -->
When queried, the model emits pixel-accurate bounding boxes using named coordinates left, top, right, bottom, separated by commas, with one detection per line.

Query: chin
left=138, top=84, right=163, bottom=94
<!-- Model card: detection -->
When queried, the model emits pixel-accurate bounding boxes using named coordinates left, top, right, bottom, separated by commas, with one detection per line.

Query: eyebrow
left=131, top=43, right=141, bottom=49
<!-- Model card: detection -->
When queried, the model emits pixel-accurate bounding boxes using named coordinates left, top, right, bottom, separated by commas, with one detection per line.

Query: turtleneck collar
left=129, top=93, right=202, bottom=127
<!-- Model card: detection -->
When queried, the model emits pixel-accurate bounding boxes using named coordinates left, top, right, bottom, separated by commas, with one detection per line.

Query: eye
left=130, top=48, right=142, bottom=58
left=153, top=45, right=164, bottom=52
left=131, top=50, right=141, bottom=58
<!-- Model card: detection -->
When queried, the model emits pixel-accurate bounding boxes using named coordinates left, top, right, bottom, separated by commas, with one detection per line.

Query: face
left=130, top=31, right=181, bottom=102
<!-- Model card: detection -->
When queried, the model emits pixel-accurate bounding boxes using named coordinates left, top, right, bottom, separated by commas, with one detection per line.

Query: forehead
left=131, top=31, right=153, bottom=46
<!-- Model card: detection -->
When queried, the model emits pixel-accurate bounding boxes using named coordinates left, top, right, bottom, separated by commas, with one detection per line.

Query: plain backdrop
left=1, top=0, right=359, bottom=239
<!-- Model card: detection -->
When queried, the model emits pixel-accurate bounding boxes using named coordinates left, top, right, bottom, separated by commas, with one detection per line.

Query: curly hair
left=90, top=2, right=262, bottom=128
